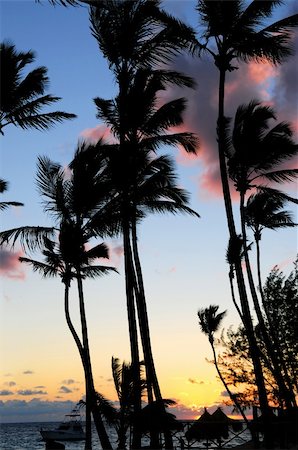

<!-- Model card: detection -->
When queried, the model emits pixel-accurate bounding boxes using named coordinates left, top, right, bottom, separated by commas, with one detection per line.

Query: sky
left=0, top=0, right=297, bottom=423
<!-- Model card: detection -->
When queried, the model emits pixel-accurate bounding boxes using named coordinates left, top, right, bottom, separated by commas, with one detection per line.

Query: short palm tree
left=245, top=191, right=297, bottom=301
left=112, top=357, right=147, bottom=449
left=195, top=1, right=298, bottom=426
left=0, top=41, right=76, bottom=134
left=245, top=191, right=297, bottom=407
left=197, top=305, right=248, bottom=425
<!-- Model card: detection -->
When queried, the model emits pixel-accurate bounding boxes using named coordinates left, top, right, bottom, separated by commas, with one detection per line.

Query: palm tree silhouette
left=0, top=41, right=76, bottom=135
left=1, top=155, right=116, bottom=449
left=197, top=305, right=248, bottom=425
left=226, top=100, right=297, bottom=408
left=245, top=191, right=297, bottom=302
left=91, top=63, right=199, bottom=447
left=245, top=191, right=297, bottom=407
left=194, top=1, right=298, bottom=429
left=89, top=4, right=197, bottom=442
left=112, top=357, right=147, bottom=449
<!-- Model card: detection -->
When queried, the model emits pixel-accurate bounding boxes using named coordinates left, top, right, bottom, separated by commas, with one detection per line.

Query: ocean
left=0, top=421, right=252, bottom=449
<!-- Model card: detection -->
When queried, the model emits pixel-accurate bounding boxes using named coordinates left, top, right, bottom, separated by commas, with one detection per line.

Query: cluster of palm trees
left=1, top=1, right=298, bottom=449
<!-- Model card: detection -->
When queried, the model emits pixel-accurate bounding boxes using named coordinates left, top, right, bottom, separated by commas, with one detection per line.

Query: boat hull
left=40, top=430, right=85, bottom=441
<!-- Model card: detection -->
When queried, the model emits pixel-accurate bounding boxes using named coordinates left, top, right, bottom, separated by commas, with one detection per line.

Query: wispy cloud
left=59, top=386, right=72, bottom=394
left=17, top=390, right=47, bottom=396
left=61, top=379, right=76, bottom=386
left=0, top=390, right=14, bottom=396
left=5, top=381, right=16, bottom=387
left=188, top=378, right=204, bottom=385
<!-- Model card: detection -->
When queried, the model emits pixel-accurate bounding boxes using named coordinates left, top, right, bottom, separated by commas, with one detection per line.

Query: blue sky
left=0, top=0, right=297, bottom=422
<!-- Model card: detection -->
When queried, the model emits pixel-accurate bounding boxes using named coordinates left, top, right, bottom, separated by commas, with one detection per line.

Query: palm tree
left=1, top=155, right=116, bottom=449
left=245, top=191, right=297, bottom=303
left=226, top=100, right=297, bottom=408
left=245, top=191, right=297, bottom=407
left=91, top=64, right=199, bottom=448
left=194, top=2, right=298, bottom=431
left=197, top=305, right=249, bottom=426
left=112, top=357, right=147, bottom=449
left=0, top=41, right=76, bottom=134
left=0, top=179, right=23, bottom=212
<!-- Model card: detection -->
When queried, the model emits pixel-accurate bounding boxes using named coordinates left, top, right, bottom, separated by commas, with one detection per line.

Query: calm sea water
left=0, top=421, right=251, bottom=449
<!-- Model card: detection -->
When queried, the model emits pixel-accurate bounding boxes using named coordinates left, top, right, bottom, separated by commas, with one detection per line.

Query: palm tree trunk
left=210, top=337, right=249, bottom=427
left=122, top=216, right=142, bottom=449
left=217, top=67, right=271, bottom=442
left=63, top=278, right=92, bottom=450
left=240, top=192, right=294, bottom=410
left=76, top=271, right=113, bottom=450
left=131, top=217, right=173, bottom=450
left=228, top=270, right=243, bottom=322
left=131, top=219, right=154, bottom=404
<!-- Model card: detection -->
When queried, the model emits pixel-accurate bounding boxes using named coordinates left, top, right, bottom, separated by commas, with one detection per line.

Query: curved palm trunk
left=131, top=218, right=173, bottom=450
left=240, top=192, right=294, bottom=409
left=64, top=280, right=92, bottom=450
left=228, top=269, right=244, bottom=322
left=76, top=271, right=113, bottom=450
left=122, top=216, right=142, bottom=449
left=209, top=336, right=249, bottom=427
left=217, top=67, right=271, bottom=441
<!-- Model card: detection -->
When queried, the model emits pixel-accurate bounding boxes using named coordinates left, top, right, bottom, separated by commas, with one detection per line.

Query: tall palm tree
left=197, top=305, right=249, bottom=425
left=0, top=179, right=23, bottom=212
left=226, top=100, right=297, bottom=408
left=194, top=2, right=298, bottom=431
left=0, top=41, right=76, bottom=135
left=91, top=64, right=199, bottom=448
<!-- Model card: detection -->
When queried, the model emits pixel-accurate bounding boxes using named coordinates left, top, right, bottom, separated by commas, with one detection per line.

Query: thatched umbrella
left=185, top=407, right=243, bottom=442
left=185, top=408, right=218, bottom=441
left=211, top=407, right=243, bottom=436
left=135, top=400, right=183, bottom=434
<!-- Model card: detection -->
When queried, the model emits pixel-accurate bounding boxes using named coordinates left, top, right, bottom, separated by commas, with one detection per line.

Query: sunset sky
left=0, top=0, right=297, bottom=423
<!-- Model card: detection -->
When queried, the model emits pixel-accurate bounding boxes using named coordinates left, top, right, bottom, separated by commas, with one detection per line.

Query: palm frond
left=255, top=186, right=298, bottom=205
left=19, top=257, right=59, bottom=278
left=84, top=242, right=109, bottom=261
left=0, top=201, right=24, bottom=211
left=256, top=169, right=298, bottom=184
left=0, top=179, right=8, bottom=193
left=0, top=226, right=55, bottom=252
left=198, top=305, right=227, bottom=337
left=94, top=391, right=118, bottom=426
left=80, top=265, right=118, bottom=279
left=112, top=356, right=122, bottom=399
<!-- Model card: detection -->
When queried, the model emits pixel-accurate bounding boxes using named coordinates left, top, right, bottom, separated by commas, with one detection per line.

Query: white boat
left=40, top=407, right=85, bottom=441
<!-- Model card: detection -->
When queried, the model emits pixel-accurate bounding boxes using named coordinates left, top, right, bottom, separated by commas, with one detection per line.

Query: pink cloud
left=80, top=124, right=115, bottom=144
left=166, top=40, right=297, bottom=201
left=0, top=250, right=25, bottom=280
left=105, top=242, right=124, bottom=268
